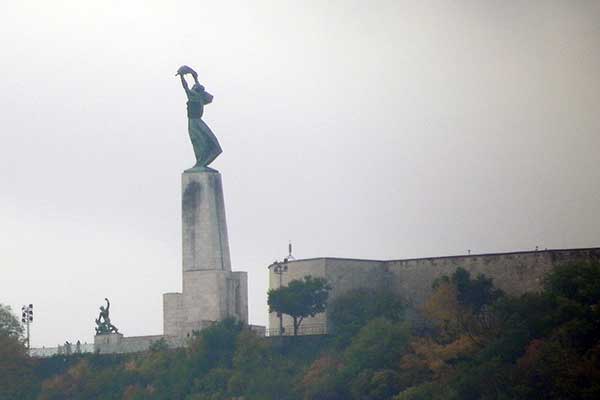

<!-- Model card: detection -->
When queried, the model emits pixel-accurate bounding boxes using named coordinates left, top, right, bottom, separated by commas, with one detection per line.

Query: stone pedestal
left=182, top=170, right=231, bottom=272
left=163, top=169, right=248, bottom=341
left=94, top=333, right=123, bottom=354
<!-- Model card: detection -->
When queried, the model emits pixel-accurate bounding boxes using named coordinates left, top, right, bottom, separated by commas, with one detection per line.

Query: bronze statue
left=95, top=298, right=119, bottom=334
left=176, top=65, right=222, bottom=171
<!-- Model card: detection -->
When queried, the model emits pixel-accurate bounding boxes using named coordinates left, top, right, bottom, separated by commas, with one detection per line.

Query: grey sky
left=1, top=1, right=599, bottom=347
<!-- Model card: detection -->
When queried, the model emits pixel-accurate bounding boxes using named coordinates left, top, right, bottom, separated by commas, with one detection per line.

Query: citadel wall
left=268, top=247, right=600, bottom=334
left=385, top=247, right=600, bottom=306
left=93, top=333, right=167, bottom=354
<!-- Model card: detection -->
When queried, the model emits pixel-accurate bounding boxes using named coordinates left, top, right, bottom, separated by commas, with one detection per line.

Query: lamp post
left=272, top=258, right=288, bottom=335
left=21, top=304, right=33, bottom=351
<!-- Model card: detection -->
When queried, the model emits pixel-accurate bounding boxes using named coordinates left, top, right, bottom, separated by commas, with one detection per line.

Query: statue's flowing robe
left=187, top=86, right=221, bottom=167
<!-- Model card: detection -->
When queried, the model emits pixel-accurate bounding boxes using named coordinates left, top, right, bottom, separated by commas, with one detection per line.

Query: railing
left=265, top=323, right=327, bottom=337
left=30, top=342, right=94, bottom=358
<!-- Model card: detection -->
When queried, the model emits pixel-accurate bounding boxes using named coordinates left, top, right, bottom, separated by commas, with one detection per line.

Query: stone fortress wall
left=268, top=247, right=600, bottom=334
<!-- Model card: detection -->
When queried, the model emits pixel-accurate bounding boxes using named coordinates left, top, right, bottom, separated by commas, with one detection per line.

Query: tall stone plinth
left=182, top=170, right=231, bottom=272
left=163, top=169, right=248, bottom=341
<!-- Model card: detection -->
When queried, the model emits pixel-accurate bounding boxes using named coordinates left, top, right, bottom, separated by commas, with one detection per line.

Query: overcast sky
left=1, top=1, right=599, bottom=347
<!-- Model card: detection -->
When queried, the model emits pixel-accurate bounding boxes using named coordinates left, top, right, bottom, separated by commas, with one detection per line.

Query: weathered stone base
left=163, top=269, right=248, bottom=340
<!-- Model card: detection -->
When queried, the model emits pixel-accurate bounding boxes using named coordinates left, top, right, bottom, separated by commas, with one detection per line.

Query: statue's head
left=100, top=306, right=105, bottom=311
left=192, top=83, right=204, bottom=93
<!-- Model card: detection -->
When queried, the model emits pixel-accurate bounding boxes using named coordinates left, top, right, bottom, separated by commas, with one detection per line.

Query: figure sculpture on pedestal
left=176, top=65, right=222, bottom=171
left=95, top=298, right=119, bottom=334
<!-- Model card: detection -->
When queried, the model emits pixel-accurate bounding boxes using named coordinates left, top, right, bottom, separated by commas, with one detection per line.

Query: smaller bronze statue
left=95, top=298, right=119, bottom=335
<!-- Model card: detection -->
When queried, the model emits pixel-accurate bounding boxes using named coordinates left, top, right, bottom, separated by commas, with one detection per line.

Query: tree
left=229, top=331, right=294, bottom=400
left=188, top=318, right=244, bottom=373
left=268, top=275, right=331, bottom=335
left=343, top=318, right=411, bottom=399
left=344, top=318, right=411, bottom=373
left=0, top=303, right=33, bottom=400
left=0, top=334, right=35, bottom=400
left=426, top=268, right=504, bottom=346
left=300, top=355, right=347, bottom=400
left=0, top=303, right=23, bottom=338
left=432, top=268, right=504, bottom=313
left=545, top=261, right=600, bottom=307
left=328, top=288, right=405, bottom=346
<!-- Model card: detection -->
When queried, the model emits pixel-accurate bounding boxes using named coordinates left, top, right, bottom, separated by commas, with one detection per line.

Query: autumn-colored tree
left=350, top=369, right=402, bottom=400
left=400, top=335, right=477, bottom=380
left=299, top=355, right=346, bottom=400
left=38, top=360, right=92, bottom=400
left=122, top=384, right=149, bottom=400
left=425, top=268, right=504, bottom=346
left=512, top=339, right=600, bottom=399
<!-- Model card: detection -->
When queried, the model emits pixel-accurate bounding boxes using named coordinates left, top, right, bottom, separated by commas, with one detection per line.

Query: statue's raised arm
left=180, top=75, right=190, bottom=95
left=175, top=65, right=222, bottom=172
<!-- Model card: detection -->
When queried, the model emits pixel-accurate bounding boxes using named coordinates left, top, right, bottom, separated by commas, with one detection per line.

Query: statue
left=176, top=65, right=222, bottom=171
left=64, top=341, right=72, bottom=355
left=95, top=298, right=119, bottom=335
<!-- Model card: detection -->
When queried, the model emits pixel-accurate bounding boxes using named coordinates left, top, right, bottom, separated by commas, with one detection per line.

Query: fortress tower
left=163, top=169, right=248, bottom=341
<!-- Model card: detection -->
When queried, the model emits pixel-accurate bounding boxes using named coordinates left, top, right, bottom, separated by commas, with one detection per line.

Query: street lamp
left=21, top=304, right=33, bottom=350
left=271, top=258, right=289, bottom=335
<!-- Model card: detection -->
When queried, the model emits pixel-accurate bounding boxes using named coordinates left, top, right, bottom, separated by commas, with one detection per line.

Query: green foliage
left=27, top=262, right=600, bottom=400
left=268, top=275, right=332, bottom=335
left=393, top=382, right=443, bottom=400
left=0, top=334, right=35, bottom=400
left=299, top=355, right=347, bottom=400
left=188, top=368, right=231, bottom=400
left=188, top=318, right=244, bottom=373
left=0, top=303, right=23, bottom=338
left=0, top=305, right=34, bottom=399
left=427, top=262, right=600, bottom=400
left=545, top=261, right=600, bottom=305
left=344, top=318, right=410, bottom=372
left=350, top=369, right=402, bottom=400
left=433, top=267, right=504, bottom=313
left=328, top=288, right=405, bottom=346
left=229, top=331, right=297, bottom=400
left=149, top=337, right=169, bottom=352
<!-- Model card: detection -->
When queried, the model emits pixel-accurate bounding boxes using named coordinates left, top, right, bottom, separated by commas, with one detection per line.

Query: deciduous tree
left=328, top=288, right=405, bottom=345
left=268, top=276, right=331, bottom=335
left=0, top=303, right=23, bottom=338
